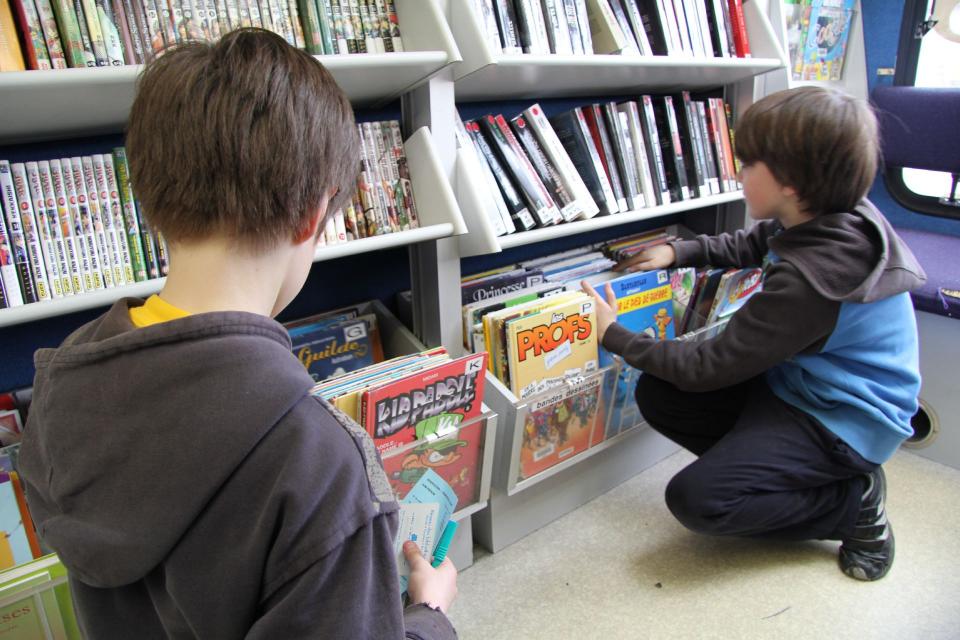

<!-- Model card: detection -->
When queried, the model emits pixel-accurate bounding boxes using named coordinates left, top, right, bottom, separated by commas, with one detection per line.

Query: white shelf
left=0, top=126, right=467, bottom=327
left=448, top=0, right=786, bottom=102
left=0, top=0, right=461, bottom=143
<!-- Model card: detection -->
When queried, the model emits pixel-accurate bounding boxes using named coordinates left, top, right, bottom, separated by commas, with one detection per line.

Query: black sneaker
left=839, top=467, right=895, bottom=581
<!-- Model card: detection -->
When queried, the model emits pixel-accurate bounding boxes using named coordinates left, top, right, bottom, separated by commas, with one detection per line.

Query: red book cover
left=581, top=107, right=613, bottom=192
left=381, top=414, right=486, bottom=509
left=362, top=352, right=489, bottom=455
left=727, top=0, right=750, bottom=57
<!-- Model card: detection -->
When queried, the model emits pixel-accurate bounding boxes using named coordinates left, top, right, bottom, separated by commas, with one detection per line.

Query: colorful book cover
left=600, top=269, right=675, bottom=437
left=460, top=269, right=545, bottom=305
left=799, top=0, right=856, bottom=81
left=290, top=313, right=384, bottom=382
left=381, top=411, right=485, bottom=509
left=506, top=294, right=598, bottom=399
left=362, top=353, right=489, bottom=455
left=669, top=266, right=696, bottom=326
left=706, top=267, right=762, bottom=324
left=0, top=554, right=81, bottom=639
left=518, top=374, right=603, bottom=481
left=0, top=473, right=38, bottom=570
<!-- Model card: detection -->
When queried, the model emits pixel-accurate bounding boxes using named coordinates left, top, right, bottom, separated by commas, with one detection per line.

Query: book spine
left=694, top=101, right=719, bottom=194
left=615, top=108, right=644, bottom=209
left=574, top=0, right=590, bottom=52
left=370, top=121, right=401, bottom=232
left=360, top=0, right=379, bottom=53
left=0, top=161, right=38, bottom=304
left=694, top=0, right=714, bottom=57
left=70, top=157, right=109, bottom=289
left=335, top=0, right=356, bottom=52
left=603, top=101, right=641, bottom=210
left=254, top=0, right=271, bottom=31
left=719, top=0, right=735, bottom=59
left=669, top=0, right=692, bottom=55
left=678, top=91, right=706, bottom=197
left=548, top=109, right=614, bottom=216
left=585, top=0, right=627, bottom=54
left=49, top=0, right=90, bottom=66
left=561, top=0, right=582, bottom=54
left=181, top=0, right=204, bottom=41
left=206, top=0, right=224, bottom=40
left=523, top=103, right=598, bottom=218
left=215, top=0, right=231, bottom=33
left=297, top=0, right=322, bottom=53
left=60, top=158, right=98, bottom=292
left=346, top=0, right=364, bottom=52
left=388, top=121, right=418, bottom=228
left=157, top=0, right=176, bottom=46
left=471, top=0, right=500, bottom=53
left=11, top=0, right=52, bottom=69
left=119, top=0, right=145, bottom=64
left=636, top=0, right=668, bottom=55
left=585, top=104, right=626, bottom=212
left=360, top=122, right=391, bottom=233
left=316, top=0, right=333, bottom=52
left=487, top=113, right=559, bottom=226
left=621, top=102, right=657, bottom=207
left=156, top=232, right=169, bottom=275
left=95, top=0, right=124, bottom=64
left=492, top=0, right=520, bottom=53
left=33, top=0, right=68, bottom=68
left=541, top=0, right=571, bottom=54
left=457, top=114, right=513, bottom=234
left=374, top=121, right=405, bottom=230
left=36, top=161, right=75, bottom=295
left=79, top=156, right=115, bottom=288
left=371, top=0, right=390, bottom=53
left=223, top=0, right=240, bottom=29
left=138, top=209, right=160, bottom=279
left=48, top=159, right=85, bottom=294
left=77, top=0, right=107, bottom=65
left=23, top=162, right=63, bottom=298
left=141, top=0, right=163, bottom=55
left=640, top=94, right=670, bottom=203
left=349, top=192, right=365, bottom=238
left=658, top=96, right=690, bottom=200
left=112, top=149, right=147, bottom=282
left=329, top=0, right=349, bottom=52
left=468, top=119, right=536, bottom=231
left=382, top=0, right=398, bottom=50
left=235, top=0, right=250, bottom=26
left=354, top=126, right=379, bottom=236
left=657, top=0, right=681, bottom=55
left=684, top=0, right=706, bottom=56
left=510, top=112, right=579, bottom=221
left=277, top=0, right=297, bottom=45
left=621, top=0, right=653, bottom=55
left=607, top=0, right=639, bottom=53
left=1, top=4, right=27, bottom=70
left=726, top=0, right=748, bottom=57
left=99, top=154, right=134, bottom=284
left=723, top=100, right=739, bottom=177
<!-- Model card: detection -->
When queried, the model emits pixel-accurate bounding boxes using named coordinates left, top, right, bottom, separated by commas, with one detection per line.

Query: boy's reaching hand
left=581, top=281, right=618, bottom=344
left=616, top=243, right=676, bottom=273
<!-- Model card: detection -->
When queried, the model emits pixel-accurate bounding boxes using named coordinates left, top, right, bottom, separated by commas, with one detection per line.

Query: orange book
left=10, top=472, right=42, bottom=559
left=0, top=0, right=26, bottom=71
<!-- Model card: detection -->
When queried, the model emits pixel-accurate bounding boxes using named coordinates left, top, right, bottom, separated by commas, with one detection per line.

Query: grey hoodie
left=19, top=299, right=457, bottom=639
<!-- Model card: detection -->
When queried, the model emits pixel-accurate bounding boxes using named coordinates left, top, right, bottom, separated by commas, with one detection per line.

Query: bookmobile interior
left=0, top=0, right=957, bottom=637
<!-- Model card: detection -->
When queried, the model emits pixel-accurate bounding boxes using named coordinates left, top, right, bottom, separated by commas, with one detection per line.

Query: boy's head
left=126, top=28, right=359, bottom=250
left=735, top=86, right=879, bottom=218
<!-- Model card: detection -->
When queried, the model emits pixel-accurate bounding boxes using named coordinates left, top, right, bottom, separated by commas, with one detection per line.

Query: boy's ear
left=293, top=209, right=326, bottom=245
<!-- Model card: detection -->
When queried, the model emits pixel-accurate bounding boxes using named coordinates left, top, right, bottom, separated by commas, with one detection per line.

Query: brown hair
left=127, top=28, right=360, bottom=248
left=735, top=86, right=879, bottom=215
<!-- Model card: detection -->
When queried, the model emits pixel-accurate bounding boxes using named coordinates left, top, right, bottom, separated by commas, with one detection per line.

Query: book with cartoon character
left=361, top=353, right=489, bottom=456
left=705, top=268, right=763, bottom=325
left=600, top=269, right=675, bottom=438
left=288, top=313, right=384, bottom=382
left=381, top=411, right=486, bottom=508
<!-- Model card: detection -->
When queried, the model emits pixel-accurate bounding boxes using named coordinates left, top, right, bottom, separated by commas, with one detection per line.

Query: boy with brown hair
left=19, top=29, right=458, bottom=638
left=584, top=86, right=926, bottom=581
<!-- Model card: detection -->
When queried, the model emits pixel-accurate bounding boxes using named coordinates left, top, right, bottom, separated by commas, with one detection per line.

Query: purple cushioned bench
left=896, top=228, right=960, bottom=319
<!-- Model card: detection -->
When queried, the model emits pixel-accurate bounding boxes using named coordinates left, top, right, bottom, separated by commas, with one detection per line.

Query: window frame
left=883, top=0, right=960, bottom=220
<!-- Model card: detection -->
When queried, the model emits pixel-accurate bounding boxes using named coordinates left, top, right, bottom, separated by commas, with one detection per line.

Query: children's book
left=687, top=267, right=726, bottom=332
left=0, top=472, right=40, bottom=570
left=362, top=353, right=489, bottom=455
left=0, top=554, right=82, bottom=639
left=505, top=293, right=598, bottom=399
left=518, top=375, right=603, bottom=481
left=669, top=267, right=696, bottom=328
left=461, top=281, right=567, bottom=352
left=599, top=269, right=675, bottom=438
left=381, top=407, right=485, bottom=509
left=460, top=268, right=544, bottom=305
left=289, top=313, right=384, bottom=382
left=796, top=0, right=856, bottom=81
left=705, top=268, right=763, bottom=325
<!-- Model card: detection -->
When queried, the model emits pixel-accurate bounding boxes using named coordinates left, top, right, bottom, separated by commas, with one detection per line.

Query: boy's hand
left=581, top=281, right=618, bottom=344
left=616, top=244, right=676, bottom=273
left=404, top=541, right=458, bottom=614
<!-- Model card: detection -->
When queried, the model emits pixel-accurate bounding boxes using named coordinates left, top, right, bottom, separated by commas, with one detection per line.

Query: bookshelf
left=0, top=0, right=462, bottom=143
left=440, top=0, right=788, bottom=553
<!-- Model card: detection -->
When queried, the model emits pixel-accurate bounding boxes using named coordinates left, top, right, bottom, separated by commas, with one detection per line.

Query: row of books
left=320, top=119, right=420, bottom=247
left=457, top=227, right=762, bottom=478
left=455, top=94, right=739, bottom=237
left=784, top=0, right=856, bottom=82
left=0, top=0, right=404, bottom=71
left=0, top=152, right=165, bottom=310
left=470, top=0, right=752, bottom=58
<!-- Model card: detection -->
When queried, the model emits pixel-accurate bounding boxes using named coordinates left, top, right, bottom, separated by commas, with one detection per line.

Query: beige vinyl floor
left=448, top=449, right=960, bottom=640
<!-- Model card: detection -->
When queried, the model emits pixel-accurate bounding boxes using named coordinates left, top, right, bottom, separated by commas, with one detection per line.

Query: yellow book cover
left=0, top=0, right=26, bottom=71
left=506, top=294, right=599, bottom=399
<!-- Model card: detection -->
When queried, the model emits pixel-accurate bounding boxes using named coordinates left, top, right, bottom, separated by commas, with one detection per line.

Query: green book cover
left=297, top=0, right=323, bottom=53
left=111, top=149, right=147, bottom=283
left=48, top=0, right=87, bottom=67
left=0, top=555, right=81, bottom=640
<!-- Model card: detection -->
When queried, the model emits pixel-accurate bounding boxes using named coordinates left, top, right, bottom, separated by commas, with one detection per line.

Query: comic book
left=70, top=158, right=112, bottom=289
left=462, top=280, right=566, bottom=352
left=7, top=162, right=52, bottom=302
left=705, top=267, right=762, bottom=325
left=669, top=266, right=696, bottom=327
left=89, top=155, right=125, bottom=286
left=381, top=410, right=485, bottom=508
left=289, top=313, right=384, bottom=382
left=100, top=153, right=135, bottom=284
left=61, top=158, right=102, bottom=291
left=518, top=374, right=602, bottom=480
left=361, top=352, right=489, bottom=456
left=35, top=161, right=75, bottom=296
left=599, top=269, right=675, bottom=438
left=505, top=293, right=598, bottom=399
left=460, top=268, right=544, bottom=305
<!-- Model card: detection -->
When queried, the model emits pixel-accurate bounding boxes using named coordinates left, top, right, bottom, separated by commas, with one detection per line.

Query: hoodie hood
left=19, top=299, right=314, bottom=588
left=769, top=200, right=927, bottom=303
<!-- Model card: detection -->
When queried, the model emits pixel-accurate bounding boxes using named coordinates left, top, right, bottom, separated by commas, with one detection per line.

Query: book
left=289, top=313, right=385, bottom=382
left=0, top=0, right=26, bottom=70
left=652, top=95, right=690, bottom=201
left=10, top=164, right=54, bottom=302
left=603, top=101, right=642, bottom=211
left=89, top=154, right=126, bottom=286
left=392, top=470, right=458, bottom=593
left=549, top=107, right=619, bottom=216
left=34, top=161, right=75, bottom=296
left=669, top=266, right=695, bottom=322
left=492, top=0, right=521, bottom=53
left=674, top=91, right=708, bottom=198
left=461, top=281, right=566, bottom=352
left=509, top=112, right=582, bottom=222
left=618, top=101, right=658, bottom=207
left=59, top=158, right=99, bottom=292
left=0, top=162, right=37, bottom=305
left=0, top=554, right=82, bottom=640
left=48, top=0, right=89, bottom=67
left=619, top=0, right=653, bottom=55
left=10, top=0, right=51, bottom=69
left=0, top=472, right=40, bottom=569
left=32, top=0, right=66, bottom=68
left=461, top=268, right=545, bottom=305
left=505, top=293, right=598, bottom=399
left=726, top=0, right=749, bottom=57
left=362, top=352, right=489, bottom=455
left=583, top=104, right=627, bottom=212
left=687, top=267, right=725, bottom=332
left=600, top=268, right=674, bottom=436
left=561, top=0, right=582, bottom=54
left=109, top=150, right=146, bottom=282
left=705, top=267, right=762, bottom=324
left=797, top=0, right=856, bottom=81
left=518, top=374, right=602, bottom=479
left=455, top=113, right=514, bottom=235
left=585, top=0, right=629, bottom=54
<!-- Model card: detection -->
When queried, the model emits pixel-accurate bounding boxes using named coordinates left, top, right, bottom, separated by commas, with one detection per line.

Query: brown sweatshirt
left=18, top=298, right=457, bottom=639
